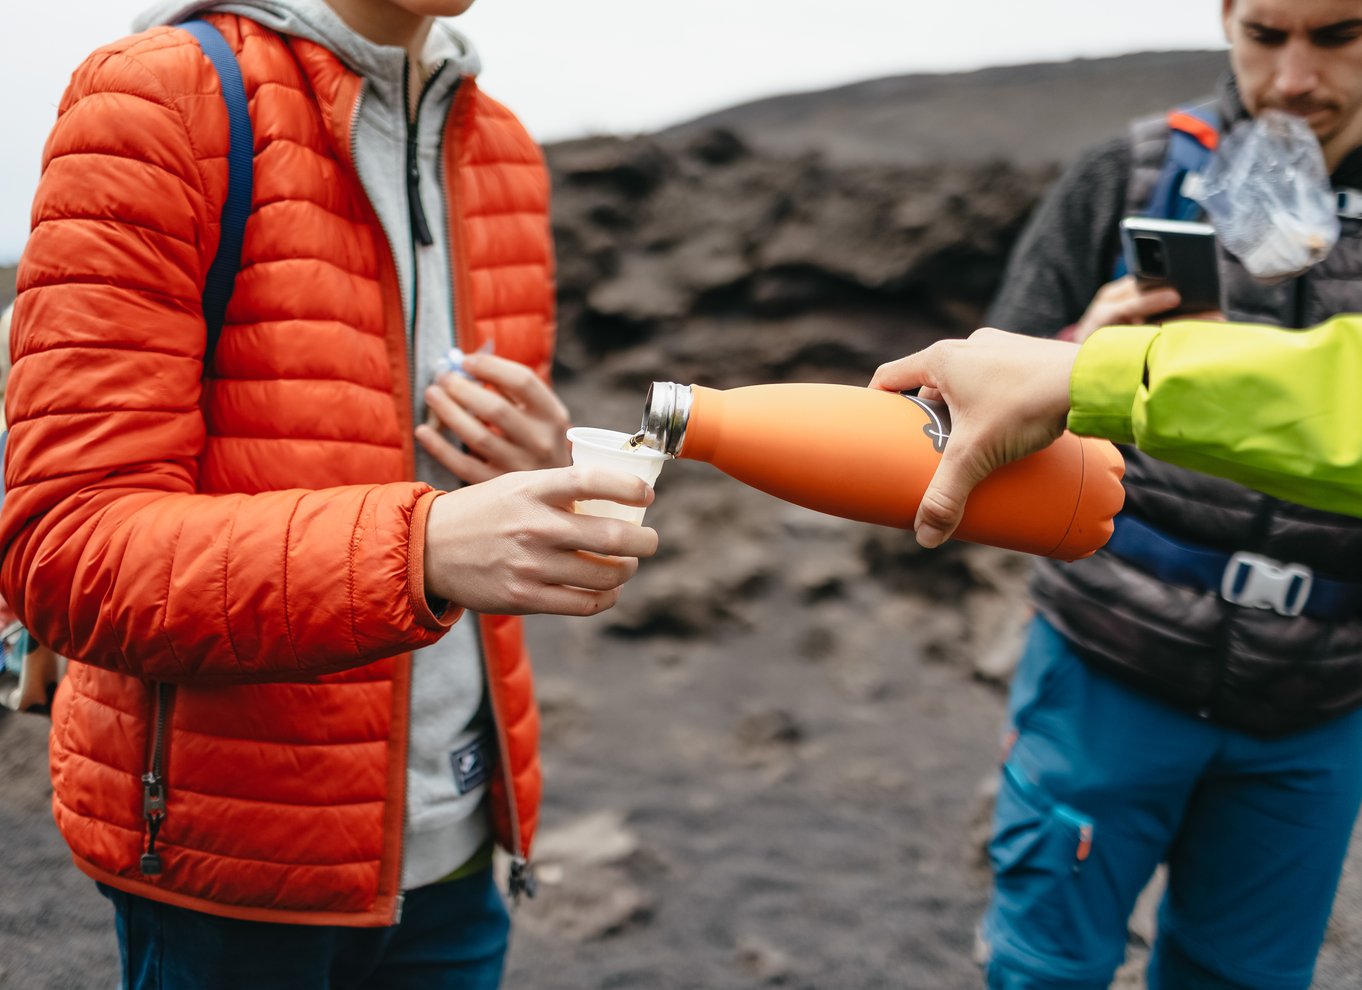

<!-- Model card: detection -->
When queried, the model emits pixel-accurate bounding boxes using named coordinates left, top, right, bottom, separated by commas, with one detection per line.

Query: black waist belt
left=1104, top=514, right=1362, bottom=620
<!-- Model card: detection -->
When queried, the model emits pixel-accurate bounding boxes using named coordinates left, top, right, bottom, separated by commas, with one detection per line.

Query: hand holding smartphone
left=1119, top=217, right=1221, bottom=315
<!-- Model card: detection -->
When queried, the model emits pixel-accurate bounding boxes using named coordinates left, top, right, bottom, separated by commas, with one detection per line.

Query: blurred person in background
left=955, top=1, right=1362, bottom=987
left=0, top=0, right=658, bottom=987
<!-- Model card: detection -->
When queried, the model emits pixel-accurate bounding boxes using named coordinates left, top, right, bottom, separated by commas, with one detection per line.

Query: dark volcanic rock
left=547, top=132, right=1053, bottom=398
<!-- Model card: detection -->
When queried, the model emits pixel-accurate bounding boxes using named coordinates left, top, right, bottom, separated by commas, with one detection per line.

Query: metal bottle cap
left=637, top=381, right=693, bottom=456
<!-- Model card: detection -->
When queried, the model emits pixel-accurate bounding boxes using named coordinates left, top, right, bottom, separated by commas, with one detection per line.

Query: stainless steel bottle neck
left=639, top=381, right=693, bottom=456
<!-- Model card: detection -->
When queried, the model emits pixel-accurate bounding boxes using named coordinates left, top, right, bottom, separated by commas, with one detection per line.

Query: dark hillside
left=664, top=50, right=1228, bottom=167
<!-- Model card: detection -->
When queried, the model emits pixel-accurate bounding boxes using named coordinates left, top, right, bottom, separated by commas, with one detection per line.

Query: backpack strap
left=180, top=19, right=254, bottom=373
left=0, top=21, right=251, bottom=508
left=1113, top=100, right=1220, bottom=278
left=1147, top=101, right=1220, bottom=222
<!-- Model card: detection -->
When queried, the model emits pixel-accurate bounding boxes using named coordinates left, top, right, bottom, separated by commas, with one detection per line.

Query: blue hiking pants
left=983, top=616, right=1362, bottom=990
left=99, top=868, right=510, bottom=990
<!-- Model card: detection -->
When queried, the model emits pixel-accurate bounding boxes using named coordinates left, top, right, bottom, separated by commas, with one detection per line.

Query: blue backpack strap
left=1148, top=102, right=1220, bottom=221
left=1113, top=101, right=1220, bottom=278
left=0, top=24, right=249, bottom=510
left=180, top=19, right=253, bottom=373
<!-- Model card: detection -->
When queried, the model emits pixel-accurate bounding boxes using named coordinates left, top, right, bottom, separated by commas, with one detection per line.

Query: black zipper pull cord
left=407, top=117, right=433, bottom=246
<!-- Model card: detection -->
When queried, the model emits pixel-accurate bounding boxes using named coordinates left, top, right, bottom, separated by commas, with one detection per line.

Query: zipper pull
left=141, top=771, right=166, bottom=876
left=508, top=856, right=538, bottom=903
left=407, top=127, right=434, bottom=247
left=1075, top=823, right=1093, bottom=866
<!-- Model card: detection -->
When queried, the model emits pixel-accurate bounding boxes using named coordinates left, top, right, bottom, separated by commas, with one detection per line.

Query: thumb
left=914, top=435, right=993, bottom=549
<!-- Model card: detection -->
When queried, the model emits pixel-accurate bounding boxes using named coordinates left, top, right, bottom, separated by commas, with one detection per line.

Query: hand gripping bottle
left=636, top=382, right=1125, bottom=560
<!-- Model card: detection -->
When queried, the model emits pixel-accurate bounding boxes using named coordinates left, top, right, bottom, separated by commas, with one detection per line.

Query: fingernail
left=916, top=525, right=945, bottom=549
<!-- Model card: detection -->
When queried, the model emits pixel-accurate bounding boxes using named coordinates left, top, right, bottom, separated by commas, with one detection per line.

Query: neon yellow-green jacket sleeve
left=1068, top=316, right=1362, bottom=518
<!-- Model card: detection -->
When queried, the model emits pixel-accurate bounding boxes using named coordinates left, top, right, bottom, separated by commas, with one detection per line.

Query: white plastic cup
left=567, top=427, right=668, bottom=524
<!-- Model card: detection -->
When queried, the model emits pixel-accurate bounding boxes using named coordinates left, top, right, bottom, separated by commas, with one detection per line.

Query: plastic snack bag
left=1192, top=109, right=1339, bottom=281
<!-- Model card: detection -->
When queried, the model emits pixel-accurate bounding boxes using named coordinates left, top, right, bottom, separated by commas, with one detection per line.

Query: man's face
left=1225, top=0, right=1362, bottom=164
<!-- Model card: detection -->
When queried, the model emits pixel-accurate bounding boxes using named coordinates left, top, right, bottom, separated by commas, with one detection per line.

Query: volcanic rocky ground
left=5, top=49, right=1362, bottom=989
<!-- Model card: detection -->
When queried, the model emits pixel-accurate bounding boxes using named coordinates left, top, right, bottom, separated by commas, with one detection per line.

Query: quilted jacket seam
left=0, top=463, right=187, bottom=490
left=53, top=789, right=141, bottom=835
left=59, top=685, right=150, bottom=724
left=137, top=784, right=385, bottom=812
left=55, top=794, right=384, bottom=868
left=18, top=274, right=199, bottom=309
left=28, top=208, right=198, bottom=248
left=470, top=313, right=553, bottom=326
left=158, top=513, right=190, bottom=677
left=139, top=840, right=381, bottom=869
left=42, top=149, right=199, bottom=200
left=235, top=261, right=380, bottom=291
left=462, top=213, right=551, bottom=226
left=347, top=487, right=367, bottom=658
left=465, top=260, right=551, bottom=273
left=153, top=723, right=389, bottom=746
left=248, top=195, right=369, bottom=230
left=26, top=405, right=198, bottom=418
left=204, top=433, right=403, bottom=451
left=9, top=339, right=195, bottom=357
left=221, top=507, right=243, bottom=673
left=208, top=374, right=393, bottom=395
left=280, top=497, right=302, bottom=671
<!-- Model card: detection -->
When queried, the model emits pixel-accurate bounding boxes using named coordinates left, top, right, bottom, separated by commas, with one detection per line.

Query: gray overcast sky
left=0, top=1, right=1228, bottom=262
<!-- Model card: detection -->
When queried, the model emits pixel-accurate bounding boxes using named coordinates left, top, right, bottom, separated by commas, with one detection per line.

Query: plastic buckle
left=1337, top=187, right=1362, bottom=220
left=1220, top=552, right=1313, bottom=617
left=1179, top=171, right=1205, bottom=202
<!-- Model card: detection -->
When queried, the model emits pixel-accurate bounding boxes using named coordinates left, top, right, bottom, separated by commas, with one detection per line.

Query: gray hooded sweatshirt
left=135, top=0, right=494, bottom=890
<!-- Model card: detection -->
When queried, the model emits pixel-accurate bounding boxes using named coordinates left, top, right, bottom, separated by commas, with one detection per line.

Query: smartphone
left=1119, top=217, right=1221, bottom=315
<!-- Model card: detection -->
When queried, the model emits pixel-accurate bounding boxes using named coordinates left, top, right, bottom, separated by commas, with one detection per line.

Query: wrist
left=411, top=490, right=460, bottom=629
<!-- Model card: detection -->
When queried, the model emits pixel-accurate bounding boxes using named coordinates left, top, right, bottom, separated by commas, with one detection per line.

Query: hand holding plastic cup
left=567, top=427, right=668, bottom=524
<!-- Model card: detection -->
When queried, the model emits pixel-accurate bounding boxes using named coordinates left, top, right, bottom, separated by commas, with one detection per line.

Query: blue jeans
left=983, top=617, right=1362, bottom=990
left=99, top=869, right=510, bottom=990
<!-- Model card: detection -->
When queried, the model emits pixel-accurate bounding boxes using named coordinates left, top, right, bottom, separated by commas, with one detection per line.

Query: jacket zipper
left=350, top=58, right=457, bottom=924
left=436, top=81, right=460, bottom=356
left=441, top=80, right=536, bottom=899
left=445, top=82, right=477, bottom=366
left=396, top=62, right=454, bottom=923
left=348, top=81, right=415, bottom=923
left=356, top=66, right=532, bottom=913
left=140, top=681, right=176, bottom=876
left=484, top=642, right=535, bottom=901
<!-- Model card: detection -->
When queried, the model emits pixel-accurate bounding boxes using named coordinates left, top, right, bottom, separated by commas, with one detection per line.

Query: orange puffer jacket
left=1, top=16, right=548, bottom=925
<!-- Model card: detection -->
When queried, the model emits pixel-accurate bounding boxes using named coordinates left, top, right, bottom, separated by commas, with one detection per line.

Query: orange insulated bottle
left=637, top=381, right=1125, bottom=560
